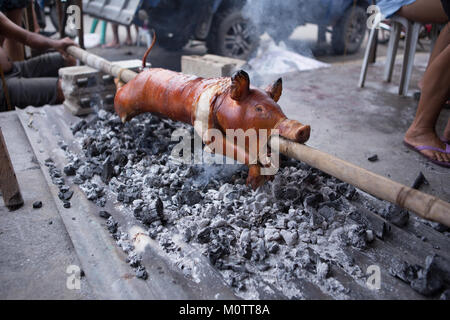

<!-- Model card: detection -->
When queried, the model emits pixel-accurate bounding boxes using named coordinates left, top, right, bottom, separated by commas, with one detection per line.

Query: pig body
left=115, top=67, right=310, bottom=189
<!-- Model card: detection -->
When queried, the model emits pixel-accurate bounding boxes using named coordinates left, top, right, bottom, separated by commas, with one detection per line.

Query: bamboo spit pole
left=66, top=46, right=450, bottom=227
left=270, top=137, right=450, bottom=227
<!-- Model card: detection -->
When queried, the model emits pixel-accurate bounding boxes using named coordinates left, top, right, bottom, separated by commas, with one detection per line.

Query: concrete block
left=59, top=59, right=142, bottom=115
left=181, top=54, right=246, bottom=78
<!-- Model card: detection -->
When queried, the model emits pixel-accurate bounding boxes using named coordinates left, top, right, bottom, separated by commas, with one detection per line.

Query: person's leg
left=397, top=0, right=448, bottom=23
left=14, top=52, right=72, bottom=78
left=103, top=23, right=120, bottom=48
left=3, top=8, right=25, bottom=61
left=6, top=76, right=61, bottom=108
left=404, top=44, right=450, bottom=163
left=125, top=25, right=133, bottom=46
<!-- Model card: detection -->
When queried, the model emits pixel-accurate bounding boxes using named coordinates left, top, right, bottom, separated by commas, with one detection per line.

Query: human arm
left=0, top=12, right=76, bottom=56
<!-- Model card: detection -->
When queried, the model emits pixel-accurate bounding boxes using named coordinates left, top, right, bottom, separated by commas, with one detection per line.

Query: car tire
left=207, top=8, right=259, bottom=60
left=332, top=5, right=367, bottom=55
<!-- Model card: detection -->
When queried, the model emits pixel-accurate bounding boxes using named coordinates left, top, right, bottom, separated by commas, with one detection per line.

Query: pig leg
left=205, top=135, right=273, bottom=190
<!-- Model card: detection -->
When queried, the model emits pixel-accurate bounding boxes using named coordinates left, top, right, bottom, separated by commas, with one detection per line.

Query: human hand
left=52, top=37, right=77, bottom=58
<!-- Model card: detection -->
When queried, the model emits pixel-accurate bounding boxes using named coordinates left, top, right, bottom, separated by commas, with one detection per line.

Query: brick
left=181, top=54, right=246, bottom=78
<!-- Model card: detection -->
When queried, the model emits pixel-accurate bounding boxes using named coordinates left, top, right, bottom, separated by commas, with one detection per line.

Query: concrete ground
left=0, top=113, right=94, bottom=299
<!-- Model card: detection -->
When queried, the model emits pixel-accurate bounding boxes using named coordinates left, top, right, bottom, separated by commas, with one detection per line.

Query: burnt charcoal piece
left=87, top=143, right=99, bottom=157
left=59, top=190, right=74, bottom=201
left=348, top=208, right=390, bottom=239
left=381, top=204, right=409, bottom=227
left=63, top=164, right=77, bottom=176
left=197, top=227, right=211, bottom=244
left=99, top=210, right=111, bottom=219
left=368, top=154, right=378, bottom=162
left=117, top=192, right=125, bottom=202
left=136, top=266, right=148, bottom=280
left=410, top=269, right=443, bottom=296
left=73, top=176, right=84, bottom=185
left=208, top=243, right=229, bottom=265
left=440, top=290, right=450, bottom=300
left=111, top=151, right=128, bottom=167
left=32, top=201, right=42, bottom=209
left=179, top=190, right=203, bottom=205
left=304, top=194, right=323, bottom=209
left=106, top=217, right=118, bottom=234
left=389, top=258, right=420, bottom=284
left=101, top=157, right=114, bottom=184
left=71, top=120, right=87, bottom=134
left=410, top=255, right=450, bottom=296
left=63, top=201, right=71, bottom=209
left=317, top=205, right=337, bottom=222
left=283, top=187, right=300, bottom=201
left=411, top=172, right=428, bottom=190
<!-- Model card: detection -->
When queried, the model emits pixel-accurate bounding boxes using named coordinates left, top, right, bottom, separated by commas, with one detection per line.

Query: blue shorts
left=376, top=0, right=417, bottom=18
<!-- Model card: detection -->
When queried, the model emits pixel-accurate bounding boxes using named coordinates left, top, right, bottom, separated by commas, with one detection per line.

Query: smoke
left=241, top=0, right=329, bottom=85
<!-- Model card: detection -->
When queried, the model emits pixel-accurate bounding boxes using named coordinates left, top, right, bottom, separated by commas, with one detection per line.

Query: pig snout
left=276, top=119, right=311, bottom=143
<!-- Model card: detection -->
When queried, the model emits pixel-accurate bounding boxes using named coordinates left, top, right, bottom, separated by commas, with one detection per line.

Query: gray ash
left=61, top=109, right=447, bottom=299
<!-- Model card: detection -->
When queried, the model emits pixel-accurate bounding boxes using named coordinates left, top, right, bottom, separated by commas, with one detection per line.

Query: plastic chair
left=359, top=15, right=421, bottom=96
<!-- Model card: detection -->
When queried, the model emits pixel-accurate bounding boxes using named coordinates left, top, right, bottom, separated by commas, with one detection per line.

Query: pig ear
left=230, top=70, right=250, bottom=101
left=265, top=78, right=282, bottom=102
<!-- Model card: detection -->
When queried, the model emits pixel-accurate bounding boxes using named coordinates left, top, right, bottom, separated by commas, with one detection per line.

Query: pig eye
left=255, top=106, right=264, bottom=112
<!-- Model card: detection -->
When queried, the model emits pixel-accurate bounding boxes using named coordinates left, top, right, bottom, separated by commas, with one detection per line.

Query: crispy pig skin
left=114, top=69, right=311, bottom=189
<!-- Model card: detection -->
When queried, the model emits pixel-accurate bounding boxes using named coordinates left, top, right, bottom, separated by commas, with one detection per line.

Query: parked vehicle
left=137, top=0, right=259, bottom=59
left=250, top=0, right=370, bottom=55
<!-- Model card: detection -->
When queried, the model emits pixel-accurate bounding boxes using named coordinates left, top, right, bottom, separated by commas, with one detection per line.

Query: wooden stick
left=0, top=128, right=24, bottom=209
left=67, top=46, right=138, bottom=83
left=65, top=46, right=450, bottom=227
left=270, top=136, right=450, bottom=227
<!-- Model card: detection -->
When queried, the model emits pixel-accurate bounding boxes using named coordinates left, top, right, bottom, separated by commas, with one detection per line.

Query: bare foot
left=443, top=119, right=450, bottom=142
left=404, top=127, right=450, bottom=163
left=102, top=41, right=121, bottom=49
left=125, top=38, right=134, bottom=46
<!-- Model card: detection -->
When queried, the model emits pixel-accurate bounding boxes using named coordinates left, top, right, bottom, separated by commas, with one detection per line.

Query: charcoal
left=317, top=205, right=337, bottom=222
left=389, top=258, right=420, bottom=284
left=87, top=144, right=99, bottom=157
left=59, top=185, right=70, bottom=193
left=303, top=194, right=323, bottom=209
left=197, top=227, right=211, bottom=244
left=348, top=207, right=389, bottom=239
left=106, top=217, right=118, bottom=234
left=410, top=269, right=443, bottom=296
left=59, top=190, right=73, bottom=201
left=268, top=243, right=280, bottom=254
left=101, top=157, right=114, bottom=184
left=73, top=176, right=84, bottom=184
left=44, top=158, right=54, bottom=166
left=316, top=261, right=330, bottom=280
left=251, top=238, right=266, bottom=261
left=63, top=165, right=77, bottom=176
left=136, top=266, right=148, bottom=280
left=71, top=120, right=87, bottom=134
left=411, top=172, right=428, bottom=190
left=179, top=190, right=202, bottom=205
left=280, top=230, right=298, bottom=246
left=440, top=289, right=450, bottom=300
left=380, top=204, right=409, bottom=227
left=32, top=201, right=42, bottom=209
left=99, top=210, right=111, bottom=219
left=367, top=154, right=378, bottom=162
left=63, top=201, right=71, bottom=209
left=111, top=151, right=128, bottom=167
left=208, top=243, right=229, bottom=265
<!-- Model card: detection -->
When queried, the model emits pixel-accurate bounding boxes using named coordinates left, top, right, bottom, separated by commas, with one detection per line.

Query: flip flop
left=403, top=141, right=450, bottom=168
